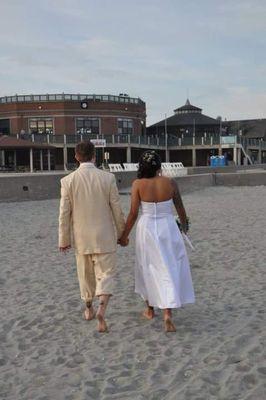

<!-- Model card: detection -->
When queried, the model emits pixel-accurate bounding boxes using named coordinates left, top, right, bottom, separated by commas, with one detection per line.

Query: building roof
left=225, top=119, right=266, bottom=139
left=0, top=93, right=145, bottom=106
left=149, top=112, right=219, bottom=128
left=148, top=99, right=219, bottom=128
left=0, top=135, right=54, bottom=149
left=174, top=99, right=202, bottom=113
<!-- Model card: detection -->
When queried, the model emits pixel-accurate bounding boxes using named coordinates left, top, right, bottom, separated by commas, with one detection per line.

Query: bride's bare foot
left=142, top=308, right=155, bottom=320
left=164, top=318, right=176, bottom=332
left=84, top=307, right=95, bottom=321
left=163, top=309, right=176, bottom=332
left=96, top=312, right=108, bottom=333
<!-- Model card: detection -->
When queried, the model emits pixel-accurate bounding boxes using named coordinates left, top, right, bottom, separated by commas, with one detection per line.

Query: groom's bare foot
left=164, top=318, right=176, bottom=332
left=84, top=307, right=95, bottom=321
left=143, top=308, right=155, bottom=320
left=96, top=312, right=108, bottom=333
left=96, top=295, right=110, bottom=332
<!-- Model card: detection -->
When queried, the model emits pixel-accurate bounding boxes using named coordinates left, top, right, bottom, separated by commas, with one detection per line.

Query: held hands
left=118, top=236, right=129, bottom=247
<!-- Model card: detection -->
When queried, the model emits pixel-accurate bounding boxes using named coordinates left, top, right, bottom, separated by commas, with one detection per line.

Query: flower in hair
left=142, top=151, right=156, bottom=164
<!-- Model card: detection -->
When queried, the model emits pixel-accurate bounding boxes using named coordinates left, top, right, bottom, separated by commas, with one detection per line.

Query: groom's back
left=71, top=166, right=110, bottom=208
left=60, top=165, right=124, bottom=254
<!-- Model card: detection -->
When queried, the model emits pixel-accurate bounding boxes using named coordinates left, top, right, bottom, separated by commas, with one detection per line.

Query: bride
left=119, top=151, right=195, bottom=332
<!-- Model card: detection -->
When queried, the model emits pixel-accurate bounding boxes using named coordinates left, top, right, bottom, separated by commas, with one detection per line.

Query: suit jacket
left=58, top=163, right=125, bottom=254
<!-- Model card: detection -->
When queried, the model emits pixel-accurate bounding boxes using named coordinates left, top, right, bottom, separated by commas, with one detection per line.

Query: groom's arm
left=58, top=179, right=72, bottom=250
left=109, top=175, right=125, bottom=239
left=119, top=179, right=140, bottom=242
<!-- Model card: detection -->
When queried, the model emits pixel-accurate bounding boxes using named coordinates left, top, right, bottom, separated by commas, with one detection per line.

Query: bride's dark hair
left=137, top=151, right=162, bottom=179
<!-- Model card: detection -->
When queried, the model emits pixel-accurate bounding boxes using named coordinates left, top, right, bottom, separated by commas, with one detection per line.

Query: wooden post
left=192, top=148, right=196, bottom=167
left=63, top=135, right=68, bottom=171
left=127, top=146, right=131, bottom=163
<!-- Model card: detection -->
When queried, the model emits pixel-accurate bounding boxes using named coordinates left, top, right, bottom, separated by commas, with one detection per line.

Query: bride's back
left=137, top=176, right=174, bottom=203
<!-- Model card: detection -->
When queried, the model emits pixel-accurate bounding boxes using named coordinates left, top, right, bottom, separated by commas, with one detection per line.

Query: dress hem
left=135, top=290, right=195, bottom=309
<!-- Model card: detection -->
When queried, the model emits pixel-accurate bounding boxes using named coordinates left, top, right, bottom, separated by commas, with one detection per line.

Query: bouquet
left=175, top=216, right=190, bottom=232
left=175, top=216, right=195, bottom=251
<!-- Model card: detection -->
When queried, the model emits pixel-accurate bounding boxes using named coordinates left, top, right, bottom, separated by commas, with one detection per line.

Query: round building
left=0, top=93, right=146, bottom=136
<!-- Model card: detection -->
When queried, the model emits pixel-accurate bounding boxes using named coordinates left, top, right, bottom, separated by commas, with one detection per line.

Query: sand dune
left=0, top=186, right=265, bottom=400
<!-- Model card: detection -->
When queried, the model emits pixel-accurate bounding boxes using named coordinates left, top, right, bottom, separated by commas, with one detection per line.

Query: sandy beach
left=0, top=186, right=265, bottom=400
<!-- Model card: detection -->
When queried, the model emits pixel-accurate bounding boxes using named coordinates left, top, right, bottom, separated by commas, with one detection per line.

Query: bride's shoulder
left=160, top=175, right=173, bottom=184
left=132, top=178, right=141, bottom=187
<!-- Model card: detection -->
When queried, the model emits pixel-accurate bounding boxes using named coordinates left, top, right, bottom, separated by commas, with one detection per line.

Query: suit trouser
left=75, top=252, right=116, bottom=303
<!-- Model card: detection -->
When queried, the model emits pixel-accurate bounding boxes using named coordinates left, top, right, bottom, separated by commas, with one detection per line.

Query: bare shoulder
left=170, top=177, right=178, bottom=186
left=130, top=179, right=140, bottom=194
left=158, top=175, right=176, bottom=187
left=170, top=177, right=179, bottom=191
left=160, top=176, right=172, bottom=183
left=132, top=178, right=141, bottom=188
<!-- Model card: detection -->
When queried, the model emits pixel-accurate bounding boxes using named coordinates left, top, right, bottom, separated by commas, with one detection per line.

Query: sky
left=0, top=0, right=266, bottom=125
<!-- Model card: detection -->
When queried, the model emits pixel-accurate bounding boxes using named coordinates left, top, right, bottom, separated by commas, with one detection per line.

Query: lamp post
left=164, top=113, right=169, bottom=162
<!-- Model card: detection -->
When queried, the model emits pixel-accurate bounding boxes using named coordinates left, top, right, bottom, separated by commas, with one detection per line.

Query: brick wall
left=0, top=99, right=146, bottom=135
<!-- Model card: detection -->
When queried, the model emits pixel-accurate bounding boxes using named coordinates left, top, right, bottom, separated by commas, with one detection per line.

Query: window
left=29, top=118, right=53, bottom=134
left=0, top=119, right=10, bottom=134
left=118, top=118, right=133, bottom=134
left=76, top=118, right=100, bottom=134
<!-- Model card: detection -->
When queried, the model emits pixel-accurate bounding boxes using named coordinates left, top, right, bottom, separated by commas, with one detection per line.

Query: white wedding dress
left=135, top=199, right=195, bottom=309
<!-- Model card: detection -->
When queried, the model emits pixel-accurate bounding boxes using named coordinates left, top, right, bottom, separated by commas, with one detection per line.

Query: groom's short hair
left=75, top=141, right=95, bottom=161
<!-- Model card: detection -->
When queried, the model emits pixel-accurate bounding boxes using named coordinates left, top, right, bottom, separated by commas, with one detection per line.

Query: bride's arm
left=119, top=180, right=140, bottom=245
left=171, top=179, right=188, bottom=233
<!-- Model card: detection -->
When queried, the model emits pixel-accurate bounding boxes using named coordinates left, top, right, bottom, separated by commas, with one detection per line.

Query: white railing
left=161, top=162, right=187, bottom=177
left=108, top=164, right=124, bottom=172
left=108, top=162, right=187, bottom=176
left=9, top=133, right=265, bottom=149
left=123, top=163, right=138, bottom=171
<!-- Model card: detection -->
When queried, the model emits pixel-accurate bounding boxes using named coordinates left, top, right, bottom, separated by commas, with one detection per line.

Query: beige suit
left=59, top=162, right=125, bottom=302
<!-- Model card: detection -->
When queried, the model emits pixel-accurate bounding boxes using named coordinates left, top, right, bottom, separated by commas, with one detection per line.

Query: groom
left=59, top=141, right=126, bottom=332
